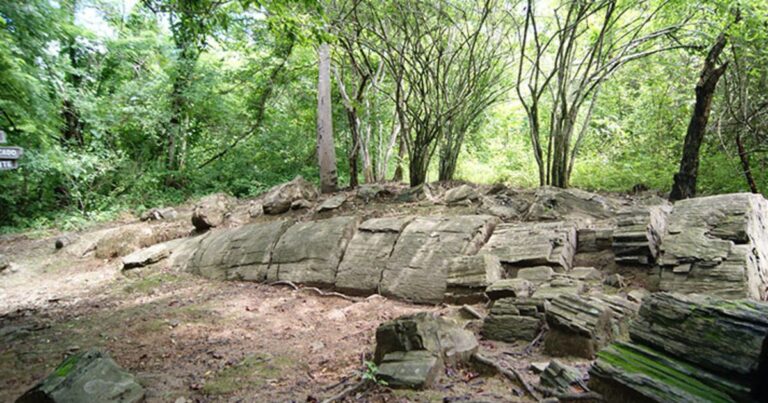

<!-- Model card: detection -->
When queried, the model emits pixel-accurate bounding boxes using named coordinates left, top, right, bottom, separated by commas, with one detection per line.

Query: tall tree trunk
left=670, top=33, right=729, bottom=202
left=736, top=131, right=759, bottom=193
left=61, top=0, right=84, bottom=147
left=317, top=43, right=338, bottom=193
left=347, top=108, right=359, bottom=188
left=393, top=134, right=405, bottom=182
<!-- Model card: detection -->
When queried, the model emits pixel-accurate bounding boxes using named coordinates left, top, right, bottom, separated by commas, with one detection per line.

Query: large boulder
left=262, top=176, right=318, bottom=215
left=184, top=220, right=292, bottom=281
left=94, top=224, right=155, bottom=259
left=121, top=241, right=175, bottom=270
left=374, top=312, right=478, bottom=389
left=380, top=215, right=498, bottom=304
left=17, top=350, right=144, bottom=403
left=192, top=193, right=235, bottom=231
left=442, top=184, right=479, bottom=205
left=543, top=294, right=616, bottom=359
left=480, top=222, right=577, bottom=273
left=335, top=216, right=414, bottom=295
left=525, top=186, right=618, bottom=222
left=269, top=216, right=358, bottom=286
left=658, top=193, right=768, bottom=299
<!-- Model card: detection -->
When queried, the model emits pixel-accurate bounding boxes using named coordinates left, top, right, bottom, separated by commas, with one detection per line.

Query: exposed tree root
left=472, top=353, right=540, bottom=400
left=269, top=280, right=362, bottom=302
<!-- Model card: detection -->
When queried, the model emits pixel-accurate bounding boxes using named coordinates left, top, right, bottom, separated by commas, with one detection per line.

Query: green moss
left=54, top=354, right=81, bottom=377
left=122, top=273, right=177, bottom=294
left=203, top=353, right=293, bottom=396
left=597, top=343, right=736, bottom=403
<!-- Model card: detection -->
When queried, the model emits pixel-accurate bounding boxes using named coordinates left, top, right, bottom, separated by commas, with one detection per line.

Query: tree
left=669, top=17, right=736, bottom=201
left=514, top=0, right=689, bottom=188
left=317, top=42, right=338, bottom=193
left=357, top=0, right=508, bottom=186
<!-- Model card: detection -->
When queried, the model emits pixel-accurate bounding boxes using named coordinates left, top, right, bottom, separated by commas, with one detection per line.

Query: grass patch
left=122, top=273, right=179, bottom=295
left=203, top=353, right=293, bottom=396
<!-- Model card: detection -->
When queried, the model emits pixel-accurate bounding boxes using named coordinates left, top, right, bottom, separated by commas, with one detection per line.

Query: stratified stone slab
left=186, top=220, right=292, bottom=281
left=658, top=193, right=768, bottom=299
left=481, top=297, right=544, bottom=342
left=377, top=351, right=441, bottom=389
left=335, top=216, right=413, bottom=295
left=380, top=215, right=498, bottom=304
left=612, top=205, right=669, bottom=265
left=445, top=254, right=503, bottom=302
left=543, top=294, right=613, bottom=359
left=480, top=222, right=577, bottom=273
left=270, top=216, right=358, bottom=286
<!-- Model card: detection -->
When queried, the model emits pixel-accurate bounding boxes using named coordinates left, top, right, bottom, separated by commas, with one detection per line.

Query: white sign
left=0, top=130, right=5, bottom=143
left=0, top=160, right=17, bottom=170
left=0, top=146, right=23, bottom=160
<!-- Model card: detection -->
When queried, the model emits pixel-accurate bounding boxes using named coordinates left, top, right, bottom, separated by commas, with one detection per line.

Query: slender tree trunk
left=736, top=132, right=759, bottom=193
left=317, top=43, right=338, bottom=193
left=347, top=108, right=360, bottom=188
left=670, top=33, right=729, bottom=202
left=393, top=134, right=405, bottom=182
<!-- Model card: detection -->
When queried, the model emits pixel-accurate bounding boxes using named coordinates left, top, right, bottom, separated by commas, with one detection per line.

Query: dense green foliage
left=0, top=0, right=766, bottom=231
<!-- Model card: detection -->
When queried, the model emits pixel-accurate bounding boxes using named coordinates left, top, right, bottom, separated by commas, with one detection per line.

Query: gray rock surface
left=443, top=185, right=479, bottom=205
left=485, top=278, right=534, bottom=300
left=612, top=205, right=669, bottom=265
left=0, top=254, right=8, bottom=272
left=589, top=292, right=768, bottom=403
left=540, top=360, right=584, bottom=393
left=445, top=254, right=503, bottom=302
left=262, top=176, right=318, bottom=215
left=192, top=193, right=235, bottom=231
left=481, top=222, right=576, bottom=273
left=516, top=266, right=554, bottom=285
left=544, top=294, right=614, bottom=359
left=16, top=350, right=144, bottom=403
left=531, top=277, right=585, bottom=300
left=94, top=224, right=155, bottom=259
left=121, top=242, right=172, bottom=270
left=376, top=351, right=441, bottom=389
left=658, top=193, right=768, bottom=299
left=568, top=267, right=602, bottom=281
left=140, top=207, right=178, bottom=222
left=335, top=216, right=413, bottom=294
left=525, top=186, right=617, bottom=221
left=481, top=298, right=544, bottom=342
left=629, top=292, right=768, bottom=379
left=374, top=312, right=478, bottom=389
left=270, top=216, right=357, bottom=286
left=380, top=215, right=497, bottom=304
left=577, top=226, right=614, bottom=253
left=186, top=220, right=292, bottom=281
left=318, top=194, right=347, bottom=212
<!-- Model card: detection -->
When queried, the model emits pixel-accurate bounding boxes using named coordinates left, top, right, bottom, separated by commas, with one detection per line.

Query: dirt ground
left=0, top=225, right=576, bottom=403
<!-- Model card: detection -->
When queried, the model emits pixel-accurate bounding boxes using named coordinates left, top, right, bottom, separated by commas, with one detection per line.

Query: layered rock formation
left=590, top=292, right=768, bottom=403
left=658, top=193, right=768, bottom=299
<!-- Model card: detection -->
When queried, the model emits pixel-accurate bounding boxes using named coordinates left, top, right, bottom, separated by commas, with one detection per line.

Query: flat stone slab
left=658, top=193, right=768, bottom=299
left=517, top=266, right=554, bottom=284
left=270, top=216, right=358, bottom=286
left=335, top=216, right=413, bottom=294
left=377, top=351, right=441, bottom=390
left=380, top=215, right=497, bottom=304
left=445, top=254, right=503, bottom=302
left=121, top=241, right=173, bottom=270
left=17, top=350, right=144, bottom=403
left=612, top=205, right=669, bottom=265
left=480, top=222, right=576, bottom=272
left=485, top=278, right=534, bottom=300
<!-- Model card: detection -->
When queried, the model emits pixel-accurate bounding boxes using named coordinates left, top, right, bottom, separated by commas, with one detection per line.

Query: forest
left=1, top=0, right=767, bottom=231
